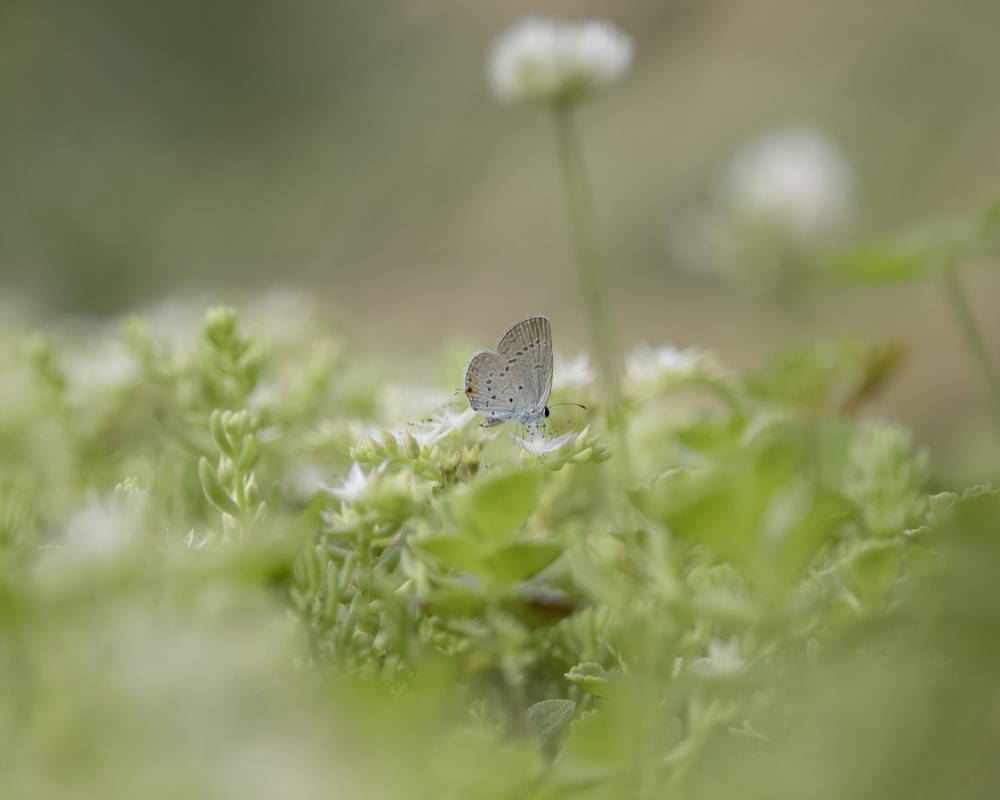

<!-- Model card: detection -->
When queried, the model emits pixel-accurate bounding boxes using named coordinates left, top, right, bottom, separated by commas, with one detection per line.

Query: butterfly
left=463, top=315, right=553, bottom=428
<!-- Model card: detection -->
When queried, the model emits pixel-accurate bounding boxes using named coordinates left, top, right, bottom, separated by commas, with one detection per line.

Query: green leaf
left=482, top=541, right=563, bottom=585
left=412, top=534, right=484, bottom=575
left=631, top=425, right=854, bottom=588
left=551, top=710, right=614, bottom=788
left=628, top=467, right=765, bottom=567
left=448, top=469, right=543, bottom=542
left=236, top=435, right=257, bottom=472
left=422, top=579, right=485, bottom=617
left=833, top=246, right=929, bottom=285
left=198, top=456, right=240, bottom=517
left=837, top=539, right=903, bottom=606
left=746, top=340, right=905, bottom=416
left=209, top=409, right=232, bottom=457
left=759, top=483, right=857, bottom=587
left=979, top=197, right=1000, bottom=240
left=565, top=663, right=611, bottom=698
left=674, top=414, right=747, bottom=455
left=527, top=699, right=576, bottom=744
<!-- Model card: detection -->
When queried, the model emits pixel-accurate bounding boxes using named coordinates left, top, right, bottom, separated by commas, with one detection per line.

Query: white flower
left=487, top=17, right=633, bottom=105
left=625, top=343, right=703, bottom=385
left=405, top=407, right=476, bottom=449
left=40, top=489, right=147, bottom=570
left=243, top=286, right=322, bottom=341
left=691, top=637, right=745, bottom=677
left=719, top=123, right=856, bottom=244
left=283, top=461, right=329, bottom=500
left=510, top=430, right=575, bottom=456
left=378, top=383, right=455, bottom=426
left=143, top=295, right=206, bottom=353
left=553, top=352, right=595, bottom=390
left=323, top=463, right=374, bottom=503
left=62, top=330, right=139, bottom=405
left=667, top=123, right=857, bottom=289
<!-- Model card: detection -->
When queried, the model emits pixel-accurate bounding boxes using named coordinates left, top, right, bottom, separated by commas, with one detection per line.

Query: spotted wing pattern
left=463, top=315, right=553, bottom=428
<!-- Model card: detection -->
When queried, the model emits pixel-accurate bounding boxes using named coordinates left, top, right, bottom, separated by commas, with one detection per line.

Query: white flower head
left=378, top=383, right=455, bottom=427
left=39, top=488, right=147, bottom=573
left=553, top=352, right=596, bottom=390
left=510, top=429, right=575, bottom=457
left=323, top=463, right=375, bottom=504
left=719, top=123, right=856, bottom=244
left=405, top=406, right=477, bottom=449
left=487, top=17, right=633, bottom=105
left=62, top=330, right=139, bottom=406
left=626, top=343, right=703, bottom=385
left=691, top=637, right=745, bottom=678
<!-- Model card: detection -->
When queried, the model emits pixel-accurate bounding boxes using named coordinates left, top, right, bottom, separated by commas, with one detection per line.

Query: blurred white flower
left=323, top=463, right=374, bottom=503
left=405, top=407, right=476, bottom=449
left=668, top=123, right=857, bottom=289
left=487, top=17, right=633, bottom=105
left=62, top=330, right=139, bottom=405
left=378, top=383, right=455, bottom=426
left=511, top=430, right=574, bottom=456
left=243, top=286, right=322, bottom=342
left=143, top=295, right=207, bottom=353
left=43, top=488, right=147, bottom=569
left=691, top=637, right=745, bottom=677
left=719, top=123, right=856, bottom=243
left=625, top=343, right=703, bottom=385
left=283, top=461, right=330, bottom=501
left=553, top=352, right=596, bottom=389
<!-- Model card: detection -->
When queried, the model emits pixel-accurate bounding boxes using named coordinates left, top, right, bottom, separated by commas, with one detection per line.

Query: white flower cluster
left=719, top=124, right=856, bottom=244
left=669, top=123, right=857, bottom=288
left=625, top=343, right=704, bottom=386
left=487, top=17, right=633, bottom=105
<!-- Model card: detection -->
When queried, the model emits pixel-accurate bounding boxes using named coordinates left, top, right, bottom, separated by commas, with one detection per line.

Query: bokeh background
left=3, top=0, right=999, bottom=465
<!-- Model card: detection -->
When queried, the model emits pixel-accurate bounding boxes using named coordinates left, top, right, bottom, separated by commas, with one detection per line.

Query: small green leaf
left=759, top=484, right=857, bottom=587
left=979, top=197, right=1000, bottom=240
left=209, top=409, right=232, bottom=457
left=551, top=710, right=615, bottom=787
left=833, top=246, right=929, bottom=285
left=565, top=663, right=611, bottom=698
left=198, top=456, right=240, bottom=517
left=528, top=699, right=576, bottom=744
left=628, top=467, right=762, bottom=567
left=449, top=469, right=543, bottom=542
left=412, top=534, right=484, bottom=575
left=482, top=541, right=563, bottom=585
left=837, top=539, right=903, bottom=606
left=422, top=579, right=485, bottom=617
left=674, top=414, right=747, bottom=454
left=236, top=435, right=257, bottom=472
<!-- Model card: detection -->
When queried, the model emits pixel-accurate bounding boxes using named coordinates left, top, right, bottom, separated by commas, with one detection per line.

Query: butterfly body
left=464, top=315, right=553, bottom=428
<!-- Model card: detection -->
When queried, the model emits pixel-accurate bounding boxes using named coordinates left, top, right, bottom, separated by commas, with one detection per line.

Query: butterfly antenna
left=548, top=402, right=587, bottom=411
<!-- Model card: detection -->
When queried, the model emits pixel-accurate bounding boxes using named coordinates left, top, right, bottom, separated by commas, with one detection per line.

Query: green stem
left=551, top=104, right=631, bottom=481
left=940, top=263, right=1000, bottom=433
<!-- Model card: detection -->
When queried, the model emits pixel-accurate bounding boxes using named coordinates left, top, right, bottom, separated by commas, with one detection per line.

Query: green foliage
left=831, top=200, right=1000, bottom=285
left=0, top=300, right=997, bottom=799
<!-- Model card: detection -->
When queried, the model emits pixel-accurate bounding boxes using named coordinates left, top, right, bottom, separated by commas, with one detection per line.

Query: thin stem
left=551, top=104, right=631, bottom=481
left=940, top=263, right=1000, bottom=434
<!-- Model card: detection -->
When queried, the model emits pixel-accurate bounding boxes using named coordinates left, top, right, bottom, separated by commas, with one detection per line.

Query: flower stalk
left=487, top=16, right=635, bottom=480
left=551, top=104, right=630, bottom=479
left=940, top=261, right=1000, bottom=433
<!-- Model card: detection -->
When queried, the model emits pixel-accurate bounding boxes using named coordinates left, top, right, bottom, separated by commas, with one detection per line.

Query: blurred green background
left=3, top=0, right=999, bottom=458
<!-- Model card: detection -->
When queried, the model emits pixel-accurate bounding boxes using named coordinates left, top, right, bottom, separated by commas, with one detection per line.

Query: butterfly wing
left=463, top=349, right=522, bottom=426
left=495, top=315, right=552, bottom=417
